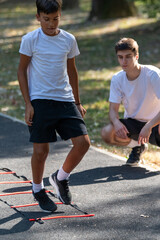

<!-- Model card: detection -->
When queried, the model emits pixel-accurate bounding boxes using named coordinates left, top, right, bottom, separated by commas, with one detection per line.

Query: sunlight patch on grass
left=79, top=69, right=117, bottom=82
left=73, top=17, right=156, bottom=39
left=3, top=29, right=25, bottom=38
left=2, top=19, right=39, bottom=39
left=8, top=80, right=19, bottom=86
left=142, top=150, right=160, bottom=170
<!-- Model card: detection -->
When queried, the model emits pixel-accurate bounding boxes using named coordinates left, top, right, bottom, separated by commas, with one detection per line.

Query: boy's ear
left=136, top=53, right=139, bottom=60
left=36, top=13, right=40, bottom=21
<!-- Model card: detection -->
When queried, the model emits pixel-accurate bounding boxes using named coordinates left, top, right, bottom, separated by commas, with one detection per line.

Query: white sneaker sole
left=39, top=206, right=55, bottom=213
left=49, top=174, right=65, bottom=203
left=125, top=161, right=140, bottom=166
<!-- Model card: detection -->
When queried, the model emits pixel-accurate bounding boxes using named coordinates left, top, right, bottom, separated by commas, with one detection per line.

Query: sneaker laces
left=132, top=145, right=145, bottom=155
left=34, top=189, right=50, bottom=203
left=132, top=147, right=141, bottom=155
left=60, top=179, right=69, bottom=193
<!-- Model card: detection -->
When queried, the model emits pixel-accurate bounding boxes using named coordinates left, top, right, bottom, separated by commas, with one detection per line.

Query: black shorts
left=28, top=99, right=88, bottom=143
left=120, top=118, right=160, bottom=147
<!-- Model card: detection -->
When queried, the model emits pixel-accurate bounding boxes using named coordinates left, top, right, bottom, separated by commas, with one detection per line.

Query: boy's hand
left=25, top=103, right=34, bottom=126
left=138, top=125, right=151, bottom=144
left=114, top=119, right=129, bottom=139
left=76, top=104, right=86, bottom=118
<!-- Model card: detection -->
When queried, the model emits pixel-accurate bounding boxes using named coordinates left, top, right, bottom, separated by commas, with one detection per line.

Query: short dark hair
left=36, top=0, right=62, bottom=15
left=115, top=38, right=139, bottom=55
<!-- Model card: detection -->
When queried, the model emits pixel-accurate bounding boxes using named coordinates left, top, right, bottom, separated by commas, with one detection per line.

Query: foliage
left=135, top=0, right=160, bottom=17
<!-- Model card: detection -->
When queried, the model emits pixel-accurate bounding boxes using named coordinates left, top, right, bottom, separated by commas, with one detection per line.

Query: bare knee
left=33, top=143, right=49, bottom=162
left=101, top=124, right=114, bottom=144
left=72, top=135, right=90, bottom=153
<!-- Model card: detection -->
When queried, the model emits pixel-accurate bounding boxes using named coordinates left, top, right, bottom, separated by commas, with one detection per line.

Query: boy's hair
left=36, top=0, right=62, bottom=15
left=115, top=38, right=139, bottom=55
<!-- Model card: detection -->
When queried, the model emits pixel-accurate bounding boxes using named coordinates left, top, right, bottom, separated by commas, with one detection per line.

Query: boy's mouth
left=48, top=28, right=55, bottom=30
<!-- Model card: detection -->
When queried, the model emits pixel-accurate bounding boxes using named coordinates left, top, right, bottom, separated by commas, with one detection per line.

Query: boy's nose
left=123, top=58, right=127, bottom=64
left=49, top=21, right=55, bottom=27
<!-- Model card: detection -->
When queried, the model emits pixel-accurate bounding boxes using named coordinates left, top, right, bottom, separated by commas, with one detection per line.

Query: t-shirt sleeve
left=67, top=36, right=80, bottom=59
left=109, top=76, right=122, bottom=103
left=150, top=70, right=160, bottom=99
left=19, top=35, right=33, bottom=57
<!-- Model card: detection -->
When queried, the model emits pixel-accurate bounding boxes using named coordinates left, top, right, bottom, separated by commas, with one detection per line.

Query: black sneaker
left=126, top=144, right=146, bottom=166
left=49, top=170, right=72, bottom=205
left=33, top=188, right=57, bottom=213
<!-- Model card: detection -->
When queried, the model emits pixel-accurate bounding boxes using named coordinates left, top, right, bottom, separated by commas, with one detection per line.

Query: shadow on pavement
left=69, top=165, right=160, bottom=186
left=2, top=165, right=159, bottom=194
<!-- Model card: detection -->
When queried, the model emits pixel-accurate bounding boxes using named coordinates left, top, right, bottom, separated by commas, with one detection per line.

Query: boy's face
left=36, top=11, right=61, bottom=36
left=117, top=50, right=139, bottom=72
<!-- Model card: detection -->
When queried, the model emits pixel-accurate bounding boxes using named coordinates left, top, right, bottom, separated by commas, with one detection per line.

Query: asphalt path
left=0, top=113, right=160, bottom=240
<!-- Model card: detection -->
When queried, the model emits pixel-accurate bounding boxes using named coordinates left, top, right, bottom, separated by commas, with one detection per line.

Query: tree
left=89, top=0, right=137, bottom=20
left=62, top=0, right=79, bottom=10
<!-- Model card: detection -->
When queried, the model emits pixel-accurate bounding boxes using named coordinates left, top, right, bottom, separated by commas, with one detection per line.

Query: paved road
left=0, top=113, right=160, bottom=240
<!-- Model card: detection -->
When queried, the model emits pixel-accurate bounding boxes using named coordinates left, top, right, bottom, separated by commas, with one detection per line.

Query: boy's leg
left=31, top=143, right=49, bottom=184
left=101, top=123, right=131, bottom=146
left=101, top=119, right=147, bottom=166
left=49, top=102, right=90, bottom=204
left=49, top=134, right=90, bottom=204
left=31, top=143, right=57, bottom=212
left=62, top=134, right=90, bottom=173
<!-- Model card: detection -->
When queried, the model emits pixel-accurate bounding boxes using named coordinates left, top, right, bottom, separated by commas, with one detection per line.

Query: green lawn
left=0, top=0, right=160, bottom=161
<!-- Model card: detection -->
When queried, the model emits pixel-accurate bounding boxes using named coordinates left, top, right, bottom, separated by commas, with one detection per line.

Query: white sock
left=127, top=139, right=141, bottom=148
left=57, top=166, right=70, bottom=181
left=32, top=181, right=44, bottom=193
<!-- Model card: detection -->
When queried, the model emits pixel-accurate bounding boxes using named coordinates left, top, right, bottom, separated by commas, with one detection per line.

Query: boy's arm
left=138, top=111, right=160, bottom=144
left=109, top=102, right=129, bottom=139
left=17, top=54, right=34, bottom=126
left=67, top=57, right=86, bottom=118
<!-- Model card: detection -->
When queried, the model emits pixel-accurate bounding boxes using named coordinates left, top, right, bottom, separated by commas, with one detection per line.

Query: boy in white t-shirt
left=17, top=0, right=90, bottom=213
left=101, top=38, right=160, bottom=166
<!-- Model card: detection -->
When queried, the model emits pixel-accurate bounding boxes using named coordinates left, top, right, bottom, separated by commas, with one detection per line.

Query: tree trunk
left=89, top=0, right=137, bottom=20
left=62, top=0, right=79, bottom=10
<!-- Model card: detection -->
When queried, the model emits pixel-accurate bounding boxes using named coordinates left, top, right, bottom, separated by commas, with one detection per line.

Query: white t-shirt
left=109, top=65, right=160, bottom=121
left=19, top=28, right=80, bottom=101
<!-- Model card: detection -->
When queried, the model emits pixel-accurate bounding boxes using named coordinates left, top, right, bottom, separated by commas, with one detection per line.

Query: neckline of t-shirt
left=125, top=64, right=143, bottom=83
left=40, top=27, right=62, bottom=40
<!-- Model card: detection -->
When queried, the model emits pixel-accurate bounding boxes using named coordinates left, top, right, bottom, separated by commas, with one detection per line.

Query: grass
left=0, top=0, right=160, bottom=169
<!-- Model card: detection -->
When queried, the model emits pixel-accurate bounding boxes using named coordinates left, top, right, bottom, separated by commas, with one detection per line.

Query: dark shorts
left=28, top=99, right=88, bottom=143
left=120, top=118, right=160, bottom=147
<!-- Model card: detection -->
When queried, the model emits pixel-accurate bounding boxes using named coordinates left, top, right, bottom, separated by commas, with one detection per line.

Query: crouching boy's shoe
left=33, top=188, right=57, bottom=213
left=49, top=170, right=72, bottom=205
left=126, top=144, right=147, bottom=166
